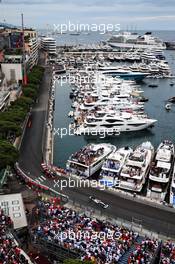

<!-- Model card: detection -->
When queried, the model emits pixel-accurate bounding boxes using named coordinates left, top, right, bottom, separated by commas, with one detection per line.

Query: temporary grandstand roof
left=0, top=193, right=27, bottom=229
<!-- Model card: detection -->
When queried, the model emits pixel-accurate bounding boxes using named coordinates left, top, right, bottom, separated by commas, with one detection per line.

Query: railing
left=7, top=230, right=34, bottom=264
left=31, top=235, right=81, bottom=262
left=15, top=163, right=69, bottom=203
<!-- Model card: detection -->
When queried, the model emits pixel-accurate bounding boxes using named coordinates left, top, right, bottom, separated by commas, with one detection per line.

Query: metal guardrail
left=31, top=236, right=81, bottom=262
left=15, top=163, right=69, bottom=203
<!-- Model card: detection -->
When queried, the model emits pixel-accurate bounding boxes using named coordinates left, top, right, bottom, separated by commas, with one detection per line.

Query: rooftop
left=0, top=193, right=27, bottom=229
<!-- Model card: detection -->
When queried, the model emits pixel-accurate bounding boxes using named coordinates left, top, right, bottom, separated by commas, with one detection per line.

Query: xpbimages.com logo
left=53, top=21, right=120, bottom=35
left=55, top=229, right=116, bottom=242
left=53, top=125, right=120, bottom=139
left=53, top=177, right=113, bottom=191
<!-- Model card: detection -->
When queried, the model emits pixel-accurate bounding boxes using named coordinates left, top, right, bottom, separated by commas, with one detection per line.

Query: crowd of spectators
left=0, top=208, right=30, bottom=264
left=1, top=196, right=175, bottom=264
left=161, top=241, right=175, bottom=264
left=128, top=238, right=159, bottom=264
left=72, top=145, right=104, bottom=166
left=32, top=201, right=138, bottom=264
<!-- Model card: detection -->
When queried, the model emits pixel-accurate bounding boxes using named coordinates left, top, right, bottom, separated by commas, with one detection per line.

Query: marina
left=54, top=32, right=175, bottom=163
left=2, top=1, right=175, bottom=262
left=38, top=31, right=174, bottom=205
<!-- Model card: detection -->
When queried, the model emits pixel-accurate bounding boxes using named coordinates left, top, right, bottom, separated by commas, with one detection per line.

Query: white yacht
left=147, top=140, right=174, bottom=201
left=140, top=51, right=158, bottom=61
left=66, top=144, right=116, bottom=178
left=99, top=147, right=133, bottom=187
left=119, top=142, right=154, bottom=192
left=158, top=61, right=171, bottom=74
left=107, top=32, right=166, bottom=50
left=75, top=112, right=157, bottom=135
left=79, top=97, right=144, bottom=111
left=148, top=63, right=160, bottom=74
left=170, top=165, right=175, bottom=207
left=98, top=67, right=149, bottom=81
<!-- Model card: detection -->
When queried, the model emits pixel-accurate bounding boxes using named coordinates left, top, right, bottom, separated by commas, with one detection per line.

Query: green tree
left=0, top=140, right=19, bottom=170
left=22, top=87, right=37, bottom=99
left=25, top=84, right=38, bottom=91
left=0, top=110, right=26, bottom=124
left=12, top=96, right=33, bottom=110
left=27, top=66, right=44, bottom=85
left=0, top=120, right=21, bottom=139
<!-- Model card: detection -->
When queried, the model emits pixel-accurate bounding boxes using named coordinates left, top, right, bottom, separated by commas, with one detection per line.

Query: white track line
left=40, top=175, right=46, bottom=180
left=35, top=179, right=40, bottom=184
left=38, top=177, right=44, bottom=182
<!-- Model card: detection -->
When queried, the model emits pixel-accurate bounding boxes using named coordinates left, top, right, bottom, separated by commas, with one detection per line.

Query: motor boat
left=168, top=96, right=175, bottom=103
left=107, top=32, right=166, bottom=50
left=99, top=147, right=133, bottom=187
left=66, top=143, right=116, bottom=178
left=79, top=97, right=145, bottom=111
left=75, top=112, right=157, bottom=135
left=147, top=140, right=174, bottom=201
left=148, top=83, right=158, bottom=88
left=165, top=103, right=172, bottom=111
left=170, top=165, right=175, bottom=207
left=98, top=67, right=149, bottom=81
left=119, top=142, right=154, bottom=192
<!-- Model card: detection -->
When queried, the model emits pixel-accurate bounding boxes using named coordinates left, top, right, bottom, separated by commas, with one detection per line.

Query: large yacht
left=107, top=32, right=166, bottom=50
left=66, top=144, right=116, bottom=178
left=98, top=67, right=149, bottom=81
left=158, top=61, right=171, bottom=74
left=75, top=112, right=157, bottom=135
left=119, top=142, right=154, bottom=192
left=99, top=147, right=133, bottom=187
left=79, top=97, right=145, bottom=111
left=170, top=165, right=175, bottom=207
left=147, top=140, right=174, bottom=201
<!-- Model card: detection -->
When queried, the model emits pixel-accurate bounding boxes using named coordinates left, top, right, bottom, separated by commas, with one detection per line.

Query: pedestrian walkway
left=118, top=236, right=143, bottom=264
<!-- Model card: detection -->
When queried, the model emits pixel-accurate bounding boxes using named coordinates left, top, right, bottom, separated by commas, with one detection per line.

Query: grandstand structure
left=29, top=200, right=175, bottom=264
left=0, top=208, right=32, bottom=263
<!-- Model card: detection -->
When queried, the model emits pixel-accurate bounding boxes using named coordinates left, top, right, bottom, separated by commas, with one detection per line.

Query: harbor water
left=53, top=32, right=175, bottom=168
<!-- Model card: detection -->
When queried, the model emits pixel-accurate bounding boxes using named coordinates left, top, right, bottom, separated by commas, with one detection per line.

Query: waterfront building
left=41, top=37, right=56, bottom=55
left=25, top=37, right=38, bottom=69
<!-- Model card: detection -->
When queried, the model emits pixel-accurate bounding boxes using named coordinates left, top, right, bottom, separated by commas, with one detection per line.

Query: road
left=18, top=54, right=175, bottom=238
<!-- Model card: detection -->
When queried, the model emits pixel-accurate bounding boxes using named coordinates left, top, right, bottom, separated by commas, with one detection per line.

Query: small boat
left=168, top=96, right=175, bottom=103
left=69, top=92, right=74, bottom=99
left=170, top=82, right=174, bottom=86
left=165, top=103, right=172, bottom=111
left=139, top=96, right=149, bottom=102
left=148, top=83, right=158, bottom=88
left=68, top=111, right=74, bottom=118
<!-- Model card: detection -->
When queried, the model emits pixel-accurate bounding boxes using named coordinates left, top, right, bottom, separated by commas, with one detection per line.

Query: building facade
left=41, top=37, right=56, bottom=55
